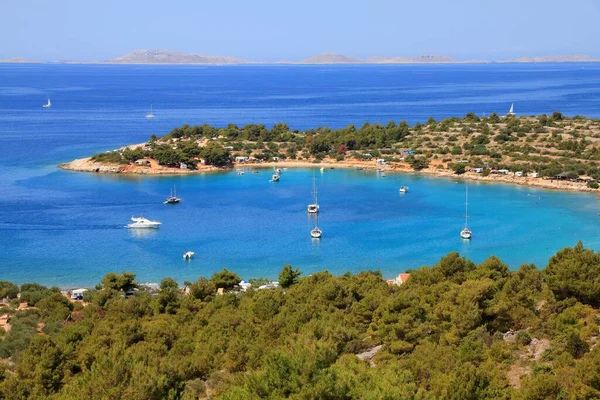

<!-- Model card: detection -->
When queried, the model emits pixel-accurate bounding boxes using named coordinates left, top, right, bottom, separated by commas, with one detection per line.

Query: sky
left=1, top=0, right=600, bottom=61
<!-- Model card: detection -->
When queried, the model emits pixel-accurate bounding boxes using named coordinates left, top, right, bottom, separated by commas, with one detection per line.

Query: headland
left=60, top=113, right=600, bottom=193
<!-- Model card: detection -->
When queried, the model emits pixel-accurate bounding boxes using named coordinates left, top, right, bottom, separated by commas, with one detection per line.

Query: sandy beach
left=58, top=156, right=598, bottom=194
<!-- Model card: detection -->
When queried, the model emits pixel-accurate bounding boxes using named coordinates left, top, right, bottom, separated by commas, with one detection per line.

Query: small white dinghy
left=183, top=251, right=195, bottom=260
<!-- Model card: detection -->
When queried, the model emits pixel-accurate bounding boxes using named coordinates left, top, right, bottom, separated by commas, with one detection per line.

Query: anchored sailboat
left=307, top=173, right=319, bottom=214
left=163, top=186, right=181, bottom=204
left=311, top=215, right=322, bottom=239
left=42, top=98, right=51, bottom=108
left=460, top=185, right=472, bottom=240
left=145, top=104, right=155, bottom=119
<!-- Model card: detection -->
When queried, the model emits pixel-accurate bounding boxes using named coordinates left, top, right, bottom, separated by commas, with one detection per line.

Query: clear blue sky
left=2, top=0, right=599, bottom=61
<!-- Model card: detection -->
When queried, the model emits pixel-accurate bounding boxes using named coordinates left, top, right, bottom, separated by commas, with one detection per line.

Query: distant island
left=61, top=112, right=600, bottom=193
left=499, top=54, right=600, bottom=63
left=2, top=50, right=600, bottom=65
left=0, top=57, right=41, bottom=64
left=106, top=49, right=249, bottom=65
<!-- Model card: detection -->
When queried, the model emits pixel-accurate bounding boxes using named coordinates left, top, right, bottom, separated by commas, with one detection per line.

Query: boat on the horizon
left=307, top=173, right=319, bottom=214
left=42, top=97, right=51, bottom=109
left=311, top=215, right=322, bottom=239
left=507, top=103, right=515, bottom=117
left=460, top=185, right=472, bottom=240
left=145, top=104, right=155, bottom=119
left=127, top=217, right=161, bottom=229
left=163, top=186, right=181, bottom=204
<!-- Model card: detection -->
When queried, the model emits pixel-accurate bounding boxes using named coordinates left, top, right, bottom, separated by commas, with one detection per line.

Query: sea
left=2, top=63, right=600, bottom=287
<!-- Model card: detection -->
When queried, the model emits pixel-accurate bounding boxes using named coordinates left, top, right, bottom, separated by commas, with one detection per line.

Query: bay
left=1, top=63, right=600, bottom=286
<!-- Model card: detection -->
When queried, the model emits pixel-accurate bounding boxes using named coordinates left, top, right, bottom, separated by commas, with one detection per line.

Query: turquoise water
left=2, top=63, right=600, bottom=286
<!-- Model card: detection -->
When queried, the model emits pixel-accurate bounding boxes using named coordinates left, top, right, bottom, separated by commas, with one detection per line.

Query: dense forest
left=90, top=113, right=600, bottom=181
left=2, top=242, right=600, bottom=398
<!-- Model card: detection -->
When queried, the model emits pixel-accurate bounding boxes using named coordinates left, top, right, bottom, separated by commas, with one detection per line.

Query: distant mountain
left=499, top=54, right=600, bottom=63
left=366, top=55, right=488, bottom=64
left=294, top=53, right=487, bottom=64
left=298, top=53, right=363, bottom=64
left=0, top=57, right=42, bottom=63
left=105, top=49, right=250, bottom=65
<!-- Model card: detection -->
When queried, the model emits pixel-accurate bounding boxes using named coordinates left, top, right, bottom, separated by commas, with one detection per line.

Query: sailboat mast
left=313, top=174, right=318, bottom=204
left=465, top=185, right=469, bottom=227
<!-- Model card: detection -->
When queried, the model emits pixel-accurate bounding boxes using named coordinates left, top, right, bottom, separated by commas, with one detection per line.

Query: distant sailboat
left=460, top=185, right=472, bottom=240
left=507, top=103, right=515, bottom=117
left=42, top=98, right=51, bottom=109
left=145, top=104, right=155, bottom=119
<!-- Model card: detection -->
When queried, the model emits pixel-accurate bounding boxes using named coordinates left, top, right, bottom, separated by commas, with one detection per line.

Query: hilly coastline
left=1, top=50, right=600, bottom=65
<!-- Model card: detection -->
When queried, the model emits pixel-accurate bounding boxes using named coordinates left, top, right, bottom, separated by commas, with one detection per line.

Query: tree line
left=2, top=243, right=600, bottom=398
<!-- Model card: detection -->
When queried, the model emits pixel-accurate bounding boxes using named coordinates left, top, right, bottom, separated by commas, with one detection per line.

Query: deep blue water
left=2, top=63, right=600, bottom=287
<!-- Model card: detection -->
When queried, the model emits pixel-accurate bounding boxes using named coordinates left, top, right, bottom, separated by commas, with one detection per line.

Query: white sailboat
left=145, top=104, right=155, bottom=119
left=460, top=185, right=472, bottom=240
left=307, top=173, right=319, bottom=214
left=42, top=97, right=51, bottom=108
left=507, top=103, right=515, bottom=117
left=163, top=186, right=181, bottom=204
left=311, top=215, right=322, bottom=239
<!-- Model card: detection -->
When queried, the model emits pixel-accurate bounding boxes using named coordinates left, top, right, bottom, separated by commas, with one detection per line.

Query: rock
left=356, top=345, right=383, bottom=362
left=503, top=329, right=517, bottom=342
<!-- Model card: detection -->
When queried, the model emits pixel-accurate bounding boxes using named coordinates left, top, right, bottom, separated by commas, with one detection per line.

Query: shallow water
left=1, top=63, right=600, bottom=286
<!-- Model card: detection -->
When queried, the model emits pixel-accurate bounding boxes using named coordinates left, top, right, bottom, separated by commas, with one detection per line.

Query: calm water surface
left=1, top=63, right=600, bottom=286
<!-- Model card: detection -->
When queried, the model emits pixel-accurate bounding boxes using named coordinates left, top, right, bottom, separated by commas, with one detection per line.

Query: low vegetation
left=2, top=243, right=600, bottom=398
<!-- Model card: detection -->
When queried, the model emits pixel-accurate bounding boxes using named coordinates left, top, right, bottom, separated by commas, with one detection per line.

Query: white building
left=70, top=288, right=88, bottom=299
left=239, top=280, right=252, bottom=292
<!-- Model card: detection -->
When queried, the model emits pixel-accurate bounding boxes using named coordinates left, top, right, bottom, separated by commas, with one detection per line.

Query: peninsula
left=61, top=112, right=600, bottom=193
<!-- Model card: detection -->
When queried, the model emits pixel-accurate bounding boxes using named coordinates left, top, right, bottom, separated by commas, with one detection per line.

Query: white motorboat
left=127, top=217, right=161, bottom=229
left=145, top=104, right=155, bottom=119
left=276, top=168, right=283, bottom=174
left=183, top=251, right=195, bottom=260
left=320, top=167, right=325, bottom=173
left=460, top=185, right=472, bottom=239
left=270, top=174, right=280, bottom=182
left=307, top=173, right=319, bottom=214
left=237, top=170, right=245, bottom=175
left=42, top=98, right=51, bottom=108
left=399, top=186, right=409, bottom=193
